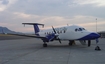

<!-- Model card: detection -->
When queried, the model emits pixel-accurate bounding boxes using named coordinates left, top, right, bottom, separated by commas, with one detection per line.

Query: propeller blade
left=52, top=26, right=56, bottom=34
left=58, top=38, right=61, bottom=44
left=88, top=40, right=91, bottom=47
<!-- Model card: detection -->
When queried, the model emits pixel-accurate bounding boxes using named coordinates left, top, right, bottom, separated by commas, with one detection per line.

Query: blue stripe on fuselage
left=78, top=33, right=100, bottom=40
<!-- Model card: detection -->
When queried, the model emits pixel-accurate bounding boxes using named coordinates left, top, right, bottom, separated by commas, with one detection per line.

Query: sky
left=0, top=0, right=105, bottom=33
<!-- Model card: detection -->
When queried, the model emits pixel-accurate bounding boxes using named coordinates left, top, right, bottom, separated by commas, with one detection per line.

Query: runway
left=0, top=36, right=105, bottom=64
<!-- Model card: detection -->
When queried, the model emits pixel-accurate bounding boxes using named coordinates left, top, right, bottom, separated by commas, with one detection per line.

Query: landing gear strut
left=88, top=40, right=91, bottom=47
left=69, top=40, right=75, bottom=46
left=43, top=42, right=47, bottom=47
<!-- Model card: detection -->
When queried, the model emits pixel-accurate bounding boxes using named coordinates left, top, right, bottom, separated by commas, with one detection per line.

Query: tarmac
left=0, top=36, right=105, bottom=64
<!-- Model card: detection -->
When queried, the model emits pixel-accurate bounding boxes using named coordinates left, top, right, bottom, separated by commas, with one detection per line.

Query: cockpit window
left=75, top=28, right=85, bottom=32
left=82, top=28, right=85, bottom=30
left=79, top=28, right=82, bottom=31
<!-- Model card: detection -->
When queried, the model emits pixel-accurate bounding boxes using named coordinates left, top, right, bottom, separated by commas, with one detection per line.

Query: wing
left=5, top=33, right=45, bottom=39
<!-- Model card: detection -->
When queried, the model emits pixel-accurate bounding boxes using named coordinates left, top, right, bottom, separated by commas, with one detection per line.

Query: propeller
left=58, top=38, right=61, bottom=44
left=52, top=26, right=57, bottom=34
left=88, top=40, right=91, bottom=47
left=52, top=26, right=61, bottom=43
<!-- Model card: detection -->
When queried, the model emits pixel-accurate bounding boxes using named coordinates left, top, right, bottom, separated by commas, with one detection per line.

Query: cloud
left=0, top=0, right=17, bottom=11
left=73, top=0, right=105, bottom=7
left=1, top=11, right=104, bottom=32
left=14, top=12, right=31, bottom=18
left=0, top=0, right=105, bottom=32
left=4, top=0, right=105, bottom=18
left=1, top=0, right=9, bottom=5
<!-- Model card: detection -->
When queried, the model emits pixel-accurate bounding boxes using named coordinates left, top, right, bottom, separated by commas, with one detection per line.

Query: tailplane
left=22, top=23, right=44, bottom=36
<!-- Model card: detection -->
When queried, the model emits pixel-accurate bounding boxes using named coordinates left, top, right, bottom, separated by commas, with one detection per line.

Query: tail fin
left=22, top=23, right=44, bottom=36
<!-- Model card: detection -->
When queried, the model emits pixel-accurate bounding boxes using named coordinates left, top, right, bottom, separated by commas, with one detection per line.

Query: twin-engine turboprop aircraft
left=6, top=23, right=100, bottom=47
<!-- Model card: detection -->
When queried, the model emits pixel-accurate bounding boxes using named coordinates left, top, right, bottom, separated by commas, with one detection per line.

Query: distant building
left=98, top=31, right=105, bottom=38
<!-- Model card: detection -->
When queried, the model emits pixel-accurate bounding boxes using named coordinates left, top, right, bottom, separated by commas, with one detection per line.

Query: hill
left=0, top=26, right=22, bottom=34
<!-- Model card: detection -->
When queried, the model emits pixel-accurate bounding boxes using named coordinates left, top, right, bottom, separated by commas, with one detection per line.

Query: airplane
left=5, top=23, right=100, bottom=47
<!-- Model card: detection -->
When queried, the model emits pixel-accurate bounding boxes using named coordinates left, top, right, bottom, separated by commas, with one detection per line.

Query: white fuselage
left=38, top=25, right=99, bottom=40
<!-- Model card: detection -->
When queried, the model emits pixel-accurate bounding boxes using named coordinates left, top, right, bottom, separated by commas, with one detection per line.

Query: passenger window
left=47, top=32, right=49, bottom=35
left=60, top=31, right=62, bottom=33
left=64, top=30, right=66, bottom=33
left=79, top=28, right=82, bottom=31
left=57, top=31, right=59, bottom=34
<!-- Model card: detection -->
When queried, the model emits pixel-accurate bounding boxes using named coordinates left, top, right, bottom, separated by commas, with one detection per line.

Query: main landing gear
left=69, top=40, right=75, bottom=46
left=43, top=42, right=47, bottom=47
left=88, top=40, right=91, bottom=47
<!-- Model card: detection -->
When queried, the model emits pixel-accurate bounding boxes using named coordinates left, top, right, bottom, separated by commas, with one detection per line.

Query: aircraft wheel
left=69, top=42, right=72, bottom=46
left=88, top=40, right=91, bottom=47
left=43, top=44, right=47, bottom=47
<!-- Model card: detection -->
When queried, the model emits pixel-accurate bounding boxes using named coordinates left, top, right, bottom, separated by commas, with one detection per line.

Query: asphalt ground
left=0, top=35, right=31, bottom=40
left=0, top=36, right=105, bottom=64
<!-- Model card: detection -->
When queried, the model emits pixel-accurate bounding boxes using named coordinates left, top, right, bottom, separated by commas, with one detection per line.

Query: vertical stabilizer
left=22, top=23, right=44, bottom=36
left=34, top=24, right=40, bottom=35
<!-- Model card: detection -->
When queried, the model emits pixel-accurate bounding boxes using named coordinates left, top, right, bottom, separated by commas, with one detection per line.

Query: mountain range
left=0, top=26, right=22, bottom=34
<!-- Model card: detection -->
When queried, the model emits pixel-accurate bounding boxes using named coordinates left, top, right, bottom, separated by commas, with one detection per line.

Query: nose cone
left=88, top=33, right=100, bottom=39
left=78, top=33, right=100, bottom=40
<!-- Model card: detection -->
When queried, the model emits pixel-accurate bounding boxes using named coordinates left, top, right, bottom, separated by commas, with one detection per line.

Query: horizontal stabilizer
left=22, top=23, right=44, bottom=27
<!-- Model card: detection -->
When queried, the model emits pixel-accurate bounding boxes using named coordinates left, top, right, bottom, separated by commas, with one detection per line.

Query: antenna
left=96, top=18, right=97, bottom=32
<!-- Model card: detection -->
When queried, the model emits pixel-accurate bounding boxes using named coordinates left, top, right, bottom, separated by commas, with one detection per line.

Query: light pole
left=96, top=18, right=97, bottom=32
